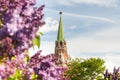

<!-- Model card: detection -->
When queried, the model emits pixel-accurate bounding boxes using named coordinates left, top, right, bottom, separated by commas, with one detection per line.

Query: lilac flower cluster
left=0, top=0, right=45, bottom=57
left=104, top=67, right=120, bottom=80
left=0, top=37, right=14, bottom=58
left=0, top=51, right=66, bottom=80
left=0, top=0, right=67, bottom=80
left=29, top=51, right=67, bottom=80
left=0, top=54, right=26, bottom=79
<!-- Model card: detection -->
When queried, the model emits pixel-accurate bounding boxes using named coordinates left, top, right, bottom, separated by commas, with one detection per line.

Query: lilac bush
left=0, top=52, right=66, bottom=80
left=0, top=0, right=66, bottom=80
left=30, top=52, right=67, bottom=80
left=104, top=67, right=120, bottom=80
left=0, top=0, right=44, bottom=58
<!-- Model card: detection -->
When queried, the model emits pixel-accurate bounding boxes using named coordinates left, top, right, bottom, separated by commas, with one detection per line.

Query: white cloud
left=46, top=9, right=116, bottom=23
left=40, top=41, right=55, bottom=55
left=39, top=17, right=58, bottom=33
left=69, top=25, right=77, bottom=30
left=29, top=41, right=55, bottom=56
left=68, top=26, right=120, bottom=54
left=66, top=26, right=120, bottom=69
left=64, top=11, right=116, bottom=23
left=95, top=26, right=120, bottom=38
left=57, top=0, right=119, bottom=7
left=104, top=53, right=120, bottom=71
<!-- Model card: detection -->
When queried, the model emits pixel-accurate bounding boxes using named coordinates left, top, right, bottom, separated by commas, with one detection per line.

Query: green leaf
left=32, top=36, right=41, bottom=48
left=39, top=32, right=43, bottom=35
left=31, top=73, right=38, bottom=80
left=24, top=50, right=30, bottom=62
left=0, top=20, right=2, bottom=27
left=65, top=58, right=105, bottom=80
left=11, top=56, right=16, bottom=60
left=8, top=70, right=23, bottom=80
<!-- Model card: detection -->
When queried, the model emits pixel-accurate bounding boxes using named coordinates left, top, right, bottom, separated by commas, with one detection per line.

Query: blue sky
left=34, top=0, right=120, bottom=70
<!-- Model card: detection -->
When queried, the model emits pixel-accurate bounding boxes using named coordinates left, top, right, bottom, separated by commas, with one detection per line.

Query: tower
left=55, top=12, right=70, bottom=66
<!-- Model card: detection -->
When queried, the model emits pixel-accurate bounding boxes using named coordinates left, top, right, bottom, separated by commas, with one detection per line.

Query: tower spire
left=57, top=12, right=65, bottom=41
left=55, top=12, right=70, bottom=67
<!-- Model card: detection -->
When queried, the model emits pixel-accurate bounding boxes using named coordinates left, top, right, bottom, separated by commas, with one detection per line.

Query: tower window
left=60, top=41, right=63, bottom=46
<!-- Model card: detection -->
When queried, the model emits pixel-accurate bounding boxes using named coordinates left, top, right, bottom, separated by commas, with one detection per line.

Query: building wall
left=55, top=41, right=70, bottom=66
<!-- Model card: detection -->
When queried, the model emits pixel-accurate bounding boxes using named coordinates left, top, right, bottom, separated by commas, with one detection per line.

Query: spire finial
left=59, top=12, right=62, bottom=15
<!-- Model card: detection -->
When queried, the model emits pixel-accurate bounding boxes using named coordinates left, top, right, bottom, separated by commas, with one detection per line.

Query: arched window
left=60, top=41, right=63, bottom=46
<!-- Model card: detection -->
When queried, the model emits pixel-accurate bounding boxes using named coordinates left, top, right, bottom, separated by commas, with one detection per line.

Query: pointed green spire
left=57, top=12, right=65, bottom=41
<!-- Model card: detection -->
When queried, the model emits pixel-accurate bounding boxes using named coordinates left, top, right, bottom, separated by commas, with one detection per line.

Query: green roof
left=57, top=13, right=65, bottom=41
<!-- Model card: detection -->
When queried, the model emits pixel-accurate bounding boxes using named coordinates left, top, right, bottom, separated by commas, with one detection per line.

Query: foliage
left=104, top=67, right=120, bottom=80
left=65, top=58, right=106, bottom=80
left=32, top=32, right=43, bottom=49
